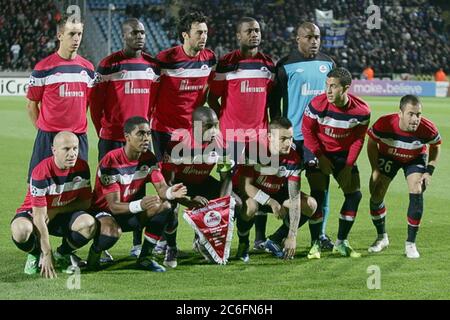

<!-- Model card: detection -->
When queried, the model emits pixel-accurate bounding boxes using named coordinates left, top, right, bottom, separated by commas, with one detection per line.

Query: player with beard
left=151, top=11, right=216, bottom=161
left=234, top=117, right=317, bottom=262
left=302, top=67, right=370, bottom=259
left=366, top=95, right=441, bottom=258
left=160, top=106, right=240, bottom=267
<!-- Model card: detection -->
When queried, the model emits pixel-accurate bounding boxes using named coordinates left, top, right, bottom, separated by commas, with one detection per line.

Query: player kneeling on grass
left=366, top=95, right=441, bottom=258
left=235, top=117, right=317, bottom=262
left=160, top=106, right=241, bottom=267
left=87, top=117, right=187, bottom=272
left=302, top=67, right=371, bottom=258
left=11, top=132, right=96, bottom=278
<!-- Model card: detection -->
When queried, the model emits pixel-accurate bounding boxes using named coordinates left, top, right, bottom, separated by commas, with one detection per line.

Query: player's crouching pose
left=235, top=117, right=317, bottom=262
left=160, top=106, right=241, bottom=267
left=11, top=132, right=96, bottom=278
left=87, top=117, right=187, bottom=272
left=302, top=67, right=371, bottom=259
left=367, top=95, right=441, bottom=258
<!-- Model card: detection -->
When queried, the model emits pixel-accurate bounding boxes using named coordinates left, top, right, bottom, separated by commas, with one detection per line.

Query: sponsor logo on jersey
left=256, top=175, right=281, bottom=191
left=124, top=81, right=150, bottom=94
left=52, top=196, right=77, bottom=207
left=296, top=68, right=305, bottom=73
left=59, top=84, right=84, bottom=97
left=301, top=83, right=325, bottom=96
left=179, top=79, right=205, bottom=91
left=181, top=166, right=211, bottom=176
left=124, top=186, right=138, bottom=197
left=240, top=80, right=266, bottom=93
left=324, top=127, right=350, bottom=139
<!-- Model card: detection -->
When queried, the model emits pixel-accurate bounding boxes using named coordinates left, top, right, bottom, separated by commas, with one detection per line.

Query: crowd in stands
left=0, top=0, right=60, bottom=71
left=177, top=0, right=450, bottom=77
left=1, top=0, right=448, bottom=78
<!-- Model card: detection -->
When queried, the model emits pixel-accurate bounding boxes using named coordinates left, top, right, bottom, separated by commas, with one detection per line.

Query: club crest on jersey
left=277, top=166, right=287, bottom=177
left=120, top=70, right=128, bottom=78
left=146, top=67, right=155, bottom=75
left=80, top=70, right=87, bottom=77
left=73, top=176, right=82, bottom=183
left=319, top=65, right=328, bottom=73
left=206, top=151, right=219, bottom=164
left=200, top=64, right=209, bottom=70
left=204, top=210, right=221, bottom=227
left=140, top=165, right=150, bottom=172
left=349, top=118, right=358, bottom=124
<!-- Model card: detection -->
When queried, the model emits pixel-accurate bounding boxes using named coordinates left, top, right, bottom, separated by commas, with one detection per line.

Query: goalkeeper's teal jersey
left=270, top=51, right=335, bottom=141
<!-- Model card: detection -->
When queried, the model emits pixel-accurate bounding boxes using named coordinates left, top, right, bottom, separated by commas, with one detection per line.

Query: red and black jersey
left=26, top=52, right=95, bottom=133
left=161, top=135, right=230, bottom=185
left=17, top=157, right=91, bottom=213
left=368, top=113, right=441, bottom=163
left=151, top=46, right=216, bottom=133
left=302, top=93, right=371, bottom=166
left=234, top=143, right=301, bottom=195
left=90, top=51, right=160, bottom=141
left=209, top=50, right=275, bottom=142
left=91, top=147, right=164, bottom=212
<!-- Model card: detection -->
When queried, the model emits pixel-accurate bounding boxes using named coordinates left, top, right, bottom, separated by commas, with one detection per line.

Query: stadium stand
left=1, top=0, right=449, bottom=79
left=0, top=0, right=60, bottom=71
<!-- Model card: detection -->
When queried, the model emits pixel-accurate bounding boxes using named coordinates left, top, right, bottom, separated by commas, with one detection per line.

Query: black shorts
left=183, top=176, right=222, bottom=200
left=151, top=130, right=172, bottom=161
left=11, top=210, right=87, bottom=237
left=236, top=184, right=288, bottom=214
left=27, top=129, right=88, bottom=182
left=259, top=185, right=289, bottom=214
left=293, top=140, right=317, bottom=169
left=306, top=151, right=359, bottom=177
left=98, top=138, right=124, bottom=162
left=94, top=211, right=141, bottom=233
left=378, top=154, right=426, bottom=180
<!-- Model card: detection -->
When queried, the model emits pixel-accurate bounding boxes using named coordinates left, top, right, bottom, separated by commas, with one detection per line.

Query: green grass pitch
left=0, top=96, right=449, bottom=300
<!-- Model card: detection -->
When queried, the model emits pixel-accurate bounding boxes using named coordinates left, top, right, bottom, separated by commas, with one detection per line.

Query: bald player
left=160, top=106, right=238, bottom=267
left=270, top=22, right=335, bottom=250
left=90, top=18, right=161, bottom=258
left=11, top=132, right=95, bottom=278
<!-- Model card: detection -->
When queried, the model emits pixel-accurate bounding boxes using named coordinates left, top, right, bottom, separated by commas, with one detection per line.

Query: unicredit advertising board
left=0, top=77, right=30, bottom=96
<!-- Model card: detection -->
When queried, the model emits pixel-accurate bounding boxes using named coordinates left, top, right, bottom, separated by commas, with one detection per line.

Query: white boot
left=405, top=241, right=420, bottom=258
left=368, top=233, right=389, bottom=253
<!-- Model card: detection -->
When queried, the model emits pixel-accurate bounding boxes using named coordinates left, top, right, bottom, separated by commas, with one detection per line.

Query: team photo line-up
left=10, top=11, right=441, bottom=278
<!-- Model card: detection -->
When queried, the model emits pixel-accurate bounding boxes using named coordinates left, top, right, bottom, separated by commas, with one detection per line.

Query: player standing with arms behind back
left=90, top=18, right=160, bottom=258
left=26, top=14, right=95, bottom=181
